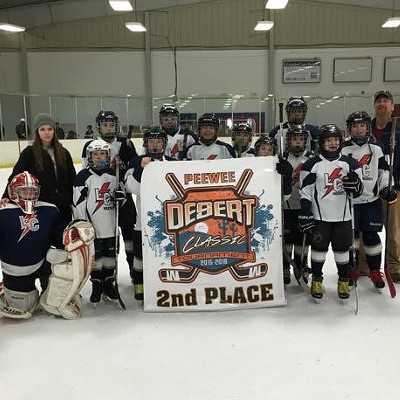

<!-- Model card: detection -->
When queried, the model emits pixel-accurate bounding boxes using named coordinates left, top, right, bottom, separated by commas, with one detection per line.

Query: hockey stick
left=384, top=117, right=397, bottom=299
left=114, top=155, right=126, bottom=310
left=347, top=153, right=359, bottom=314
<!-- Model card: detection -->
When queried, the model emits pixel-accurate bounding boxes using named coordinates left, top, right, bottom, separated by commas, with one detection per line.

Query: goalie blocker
left=40, top=220, right=95, bottom=319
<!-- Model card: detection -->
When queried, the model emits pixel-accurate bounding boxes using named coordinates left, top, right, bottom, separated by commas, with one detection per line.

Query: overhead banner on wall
left=141, top=157, right=286, bottom=312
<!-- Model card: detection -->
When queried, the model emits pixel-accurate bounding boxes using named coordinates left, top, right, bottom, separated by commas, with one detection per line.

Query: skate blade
left=102, top=294, right=119, bottom=303
left=312, top=296, right=322, bottom=304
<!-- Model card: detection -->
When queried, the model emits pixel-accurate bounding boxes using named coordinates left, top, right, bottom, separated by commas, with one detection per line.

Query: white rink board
left=141, top=157, right=286, bottom=311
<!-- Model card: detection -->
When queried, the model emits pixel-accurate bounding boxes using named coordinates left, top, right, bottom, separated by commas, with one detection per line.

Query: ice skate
left=337, top=278, right=350, bottom=300
left=134, top=283, right=144, bottom=302
left=102, top=276, right=119, bottom=302
left=369, top=270, right=385, bottom=292
left=90, top=279, right=103, bottom=306
left=311, top=277, right=325, bottom=302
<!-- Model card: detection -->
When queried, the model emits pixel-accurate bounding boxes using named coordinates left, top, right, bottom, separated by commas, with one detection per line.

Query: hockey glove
left=342, top=171, right=363, bottom=196
left=276, top=156, right=293, bottom=183
left=297, top=212, right=315, bottom=233
left=380, top=187, right=397, bottom=205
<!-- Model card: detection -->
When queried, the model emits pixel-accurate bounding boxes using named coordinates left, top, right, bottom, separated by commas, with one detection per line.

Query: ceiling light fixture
left=254, top=21, right=274, bottom=31
left=265, top=0, right=289, bottom=10
left=382, top=0, right=400, bottom=27
left=0, top=23, right=25, bottom=32
left=109, top=1, right=133, bottom=11
left=125, top=0, right=146, bottom=32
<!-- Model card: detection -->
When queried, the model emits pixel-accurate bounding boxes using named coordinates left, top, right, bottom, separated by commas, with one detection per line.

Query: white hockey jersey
left=184, top=140, right=236, bottom=160
left=165, top=128, right=198, bottom=160
left=284, top=151, right=313, bottom=210
left=72, top=168, right=117, bottom=239
left=342, top=140, right=390, bottom=205
left=299, top=154, right=362, bottom=222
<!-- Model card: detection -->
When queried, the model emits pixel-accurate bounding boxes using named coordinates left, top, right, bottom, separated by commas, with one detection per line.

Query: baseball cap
left=374, top=90, right=393, bottom=103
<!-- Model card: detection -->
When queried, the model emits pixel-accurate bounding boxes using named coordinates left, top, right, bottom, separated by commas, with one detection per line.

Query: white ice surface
left=0, top=167, right=399, bottom=400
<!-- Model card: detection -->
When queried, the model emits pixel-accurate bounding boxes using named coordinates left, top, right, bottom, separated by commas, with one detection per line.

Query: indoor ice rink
left=1, top=1, right=400, bottom=400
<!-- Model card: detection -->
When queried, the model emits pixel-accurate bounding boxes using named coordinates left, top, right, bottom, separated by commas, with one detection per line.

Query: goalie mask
left=286, top=124, right=309, bottom=156
left=231, top=123, right=253, bottom=153
left=319, top=124, right=343, bottom=161
left=346, top=111, right=371, bottom=146
left=8, top=171, right=40, bottom=215
left=96, top=110, right=119, bottom=143
left=254, top=136, right=277, bottom=157
left=143, top=126, right=168, bottom=160
left=86, top=139, right=111, bottom=171
left=159, top=104, right=180, bottom=135
left=286, top=97, right=308, bottom=124
left=198, top=113, right=220, bottom=146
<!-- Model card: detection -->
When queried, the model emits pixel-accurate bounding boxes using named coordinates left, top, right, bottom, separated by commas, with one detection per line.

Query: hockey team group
left=0, top=89, right=399, bottom=320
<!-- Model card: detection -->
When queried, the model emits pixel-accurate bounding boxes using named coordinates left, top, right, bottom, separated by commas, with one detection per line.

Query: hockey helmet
left=286, top=124, right=309, bottom=155
left=95, top=110, right=119, bottom=142
left=143, top=126, right=168, bottom=160
left=198, top=113, right=220, bottom=146
left=254, top=135, right=277, bottom=157
left=8, top=171, right=40, bottom=215
left=318, top=124, right=343, bottom=160
left=346, top=111, right=371, bottom=146
left=159, top=104, right=180, bottom=135
left=231, top=123, right=253, bottom=152
left=86, top=139, right=111, bottom=171
left=285, top=97, right=308, bottom=124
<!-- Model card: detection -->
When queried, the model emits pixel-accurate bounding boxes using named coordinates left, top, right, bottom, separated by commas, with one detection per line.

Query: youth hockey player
left=269, top=97, right=319, bottom=153
left=282, top=125, right=313, bottom=284
left=81, top=111, right=138, bottom=291
left=183, top=113, right=235, bottom=160
left=159, top=104, right=197, bottom=160
left=124, top=127, right=174, bottom=301
left=342, top=111, right=397, bottom=289
left=73, top=139, right=123, bottom=304
left=231, top=122, right=254, bottom=157
left=0, top=172, right=65, bottom=319
left=298, top=124, right=363, bottom=300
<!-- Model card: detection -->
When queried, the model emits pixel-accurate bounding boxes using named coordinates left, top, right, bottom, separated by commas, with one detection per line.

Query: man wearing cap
left=15, top=118, right=31, bottom=140
left=372, top=90, right=400, bottom=282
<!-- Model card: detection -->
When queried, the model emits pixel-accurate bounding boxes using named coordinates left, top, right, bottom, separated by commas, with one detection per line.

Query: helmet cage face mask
left=286, top=97, right=308, bottom=124
left=86, top=140, right=111, bottom=171
left=96, top=111, right=119, bottom=143
left=254, top=136, right=277, bottom=157
left=143, top=128, right=168, bottom=159
left=286, top=125, right=309, bottom=155
left=198, top=114, right=220, bottom=146
left=318, top=124, right=343, bottom=160
left=8, top=172, right=40, bottom=214
left=231, top=123, right=253, bottom=151
left=346, top=111, right=371, bottom=146
left=159, top=105, right=180, bottom=135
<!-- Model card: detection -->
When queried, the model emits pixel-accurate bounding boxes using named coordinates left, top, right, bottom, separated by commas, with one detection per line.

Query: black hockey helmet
left=318, top=124, right=343, bottom=160
left=254, top=135, right=277, bottom=156
left=95, top=110, right=119, bottom=142
left=346, top=111, right=371, bottom=146
left=231, top=123, right=253, bottom=151
left=159, top=104, right=179, bottom=135
left=285, top=97, right=308, bottom=124
left=197, top=113, right=220, bottom=145
left=143, top=126, right=168, bottom=160
left=286, top=124, right=309, bottom=155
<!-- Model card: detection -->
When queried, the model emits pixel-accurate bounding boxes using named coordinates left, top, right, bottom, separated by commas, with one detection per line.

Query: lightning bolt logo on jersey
left=322, top=167, right=343, bottom=199
left=94, top=182, right=112, bottom=213
left=18, top=212, right=39, bottom=243
left=358, top=153, right=372, bottom=181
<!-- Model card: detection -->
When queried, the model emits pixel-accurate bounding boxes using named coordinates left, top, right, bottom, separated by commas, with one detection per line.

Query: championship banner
left=141, top=157, right=286, bottom=311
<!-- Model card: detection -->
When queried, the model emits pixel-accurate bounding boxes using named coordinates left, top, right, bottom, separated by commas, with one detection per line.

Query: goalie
left=0, top=171, right=95, bottom=320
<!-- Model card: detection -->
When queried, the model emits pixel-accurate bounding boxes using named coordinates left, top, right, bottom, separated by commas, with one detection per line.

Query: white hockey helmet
left=86, top=139, right=111, bottom=171
left=8, top=171, right=40, bottom=214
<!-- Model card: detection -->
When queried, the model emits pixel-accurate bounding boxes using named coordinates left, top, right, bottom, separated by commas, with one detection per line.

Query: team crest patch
left=159, top=169, right=268, bottom=283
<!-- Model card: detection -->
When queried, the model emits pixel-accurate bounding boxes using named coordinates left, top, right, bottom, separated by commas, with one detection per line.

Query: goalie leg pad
left=0, top=287, right=38, bottom=319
